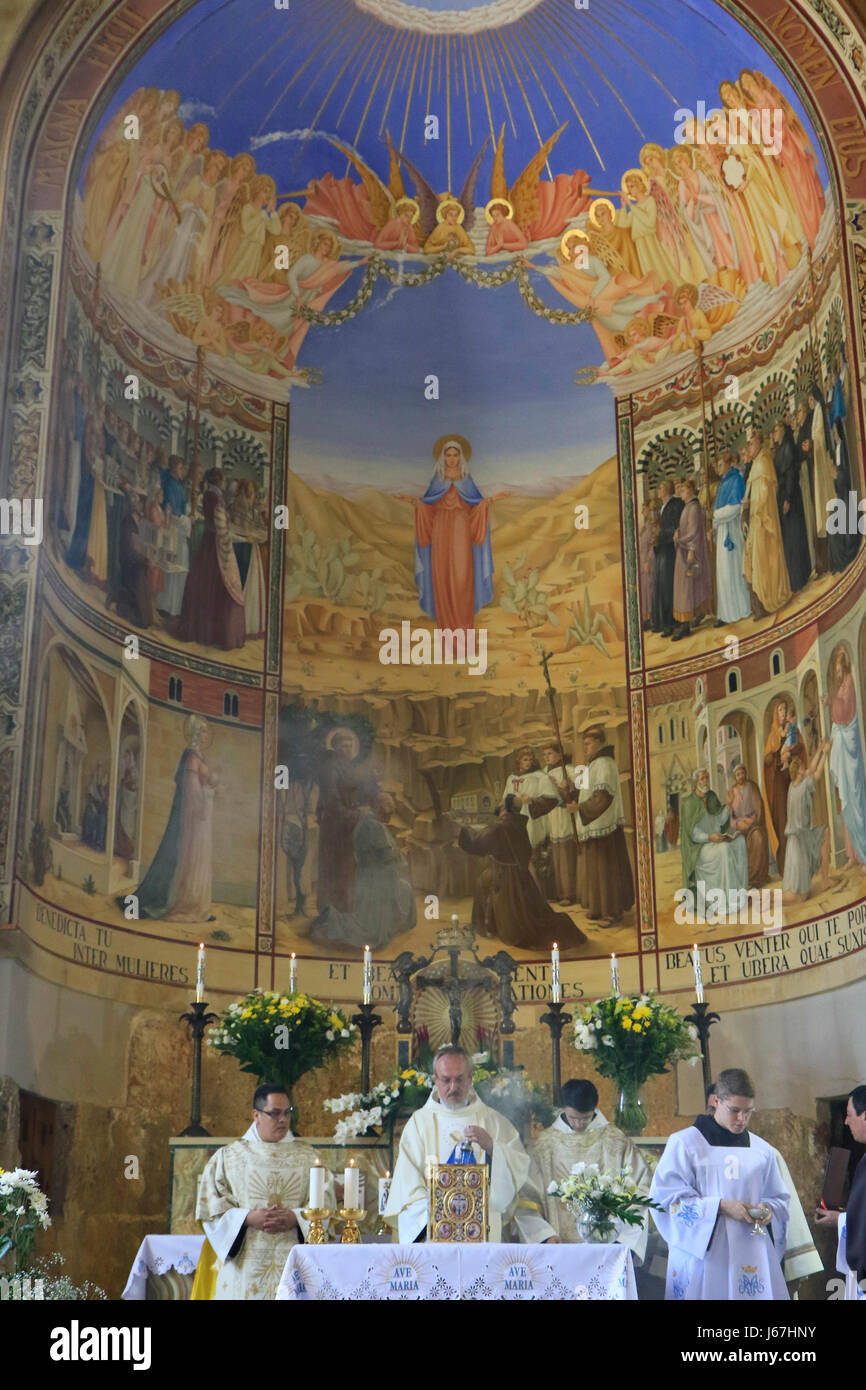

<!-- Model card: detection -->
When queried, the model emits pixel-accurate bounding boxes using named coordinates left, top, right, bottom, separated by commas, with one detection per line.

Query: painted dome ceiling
left=83, top=0, right=825, bottom=203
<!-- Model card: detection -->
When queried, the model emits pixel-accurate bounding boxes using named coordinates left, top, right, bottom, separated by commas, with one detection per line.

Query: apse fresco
left=14, top=0, right=866, bottom=1003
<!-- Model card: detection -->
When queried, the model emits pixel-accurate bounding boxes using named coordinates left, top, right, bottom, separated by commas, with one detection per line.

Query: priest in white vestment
left=513, top=1078, right=652, bottom=1260
left=651, top=1067, right=790, bottom=1300
left=196, top=1083, right=334, bottom=1300
left=384, top=1046, right=531, bottom=1243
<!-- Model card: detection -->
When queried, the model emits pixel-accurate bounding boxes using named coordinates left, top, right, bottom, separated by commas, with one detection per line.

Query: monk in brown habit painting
left=458, top=795, right=587, bottom=950
left=763, top=698, right=807, bottom=876
left=315, top=727, right=374, bottom=914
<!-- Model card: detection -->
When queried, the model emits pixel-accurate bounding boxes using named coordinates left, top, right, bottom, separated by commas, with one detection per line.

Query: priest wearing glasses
left=196, top=1082, right=334, bottom=1300
left=650, top=1067, right=790, bottom=1300
left=384, top=1045, right=534, bottom=1243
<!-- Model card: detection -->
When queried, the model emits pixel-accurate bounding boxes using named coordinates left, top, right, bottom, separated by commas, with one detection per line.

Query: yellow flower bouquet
left=209, top=989, right=356, bottom=1130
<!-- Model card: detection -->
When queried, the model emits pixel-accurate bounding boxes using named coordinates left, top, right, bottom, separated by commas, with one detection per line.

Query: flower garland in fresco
left=299, top=254, right=591, bottom=327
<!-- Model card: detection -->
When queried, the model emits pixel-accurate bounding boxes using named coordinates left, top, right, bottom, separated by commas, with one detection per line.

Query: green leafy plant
left=81, top=875, right=96, bottom=895
left=564, top=588, right=615, bottom=656
left=286, top=518, right=387, bottom=612
left=499, top=553, right=560, bottom=628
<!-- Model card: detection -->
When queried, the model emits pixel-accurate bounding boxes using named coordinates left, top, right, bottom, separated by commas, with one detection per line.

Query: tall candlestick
left=308, top=1160, right=325, bottom=1209
left=289, top=953, right=297, bottom=994
left=195, top=943, right=205, bottom=1003
left=610, top=953, right=620, bottom=997
left=692, top=944, right=704, bottom=1004
left=344, top=1158, right=360, bottom=1209
left=550, top=942, right=561, bottom=1004
left=363, top=945, right=372, bottom=1005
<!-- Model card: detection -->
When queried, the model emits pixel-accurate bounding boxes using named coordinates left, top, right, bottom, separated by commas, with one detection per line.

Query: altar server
left=706, top=1085, right=821, bottom=1286
left=514, top=1078, right=651, bottom=1258
left=384, top=1045, right=531, bottom=1242
left=196, top=1082, right=334, bottom=1299
left=650, top=1067, right=789, bottom=1300
left=815, top=1084, right=866, bottom=1300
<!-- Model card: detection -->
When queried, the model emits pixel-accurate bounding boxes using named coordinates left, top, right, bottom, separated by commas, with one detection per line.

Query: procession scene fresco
left=19, top=0, right=866, bottom=992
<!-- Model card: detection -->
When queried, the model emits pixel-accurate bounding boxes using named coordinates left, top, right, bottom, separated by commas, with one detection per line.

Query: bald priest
left=196, top=1082, right=335, bottom=1299
left=384, top=1045, right=541, bottom=1243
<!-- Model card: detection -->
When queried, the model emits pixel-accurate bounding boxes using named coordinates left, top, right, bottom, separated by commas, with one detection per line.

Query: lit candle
left=378, top=1171, right=391, bottom=1216
left=308, top=1159, right=325, bottom=1209
left=195, top=943, right=205, bottom=1002
left=550, top=942, right=561, bottom=1004
left=610, top=953, right=620, bottom=997
left=289, top=953, right=297, bottom=994
left=344, top=1158, right=360, bottom=1210
left=692, top=944, right=704, bottom=1004
left=363, top=945, right=372, bottom=1005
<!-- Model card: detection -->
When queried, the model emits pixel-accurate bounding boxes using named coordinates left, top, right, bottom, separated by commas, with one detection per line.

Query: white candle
left=692, top=944, right=704, bottom=1004
left=289, top=953, right=297, bottom=994
left=308, top=1160, right=325, bottom=1209
left=610, top=953, right=620, bottom=997
left=363, top=945, right=372, bottom=1005
left=378, top=1172, right=391, bottom=1216
left=344, top=1158, right=360, bottom=1210
left=195, top=943, right=205, bottom=1002
left=550, top=942, right=561, bottom=1004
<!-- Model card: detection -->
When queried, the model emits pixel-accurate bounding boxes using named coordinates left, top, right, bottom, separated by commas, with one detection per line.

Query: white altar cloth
left=276, top=1242, right=636, bottom=1301
left=122, top=1235, right=205, bottom=1300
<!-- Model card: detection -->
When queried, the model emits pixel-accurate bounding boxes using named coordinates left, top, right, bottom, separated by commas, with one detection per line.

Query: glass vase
left=576, top=1213, right=617, bottom=1244
left=615, top=1080, right=647, bottom=1135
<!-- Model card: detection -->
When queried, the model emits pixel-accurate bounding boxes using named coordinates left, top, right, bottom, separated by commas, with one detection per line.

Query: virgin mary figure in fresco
left=413, top=436, right=493, bottom=631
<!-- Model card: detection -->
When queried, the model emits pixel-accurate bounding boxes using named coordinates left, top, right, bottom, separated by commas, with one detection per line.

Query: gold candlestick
left=301, top=1206, right=333, bottom=1244
left=339, top=1207, right=365, bottom=1244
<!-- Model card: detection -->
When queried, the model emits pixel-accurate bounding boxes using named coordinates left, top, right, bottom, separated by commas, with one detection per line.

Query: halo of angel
left=77, top=69, right=826, bottom=382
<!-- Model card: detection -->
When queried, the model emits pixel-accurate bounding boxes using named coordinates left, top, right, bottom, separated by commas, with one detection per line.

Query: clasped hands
left=245, top=1205, right=299, bottom=1234
left=720, top=1199, right=771, bottom=1225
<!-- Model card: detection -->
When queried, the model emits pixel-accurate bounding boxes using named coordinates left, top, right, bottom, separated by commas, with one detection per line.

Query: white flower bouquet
left=0, top=1167, right=51, bottom=1272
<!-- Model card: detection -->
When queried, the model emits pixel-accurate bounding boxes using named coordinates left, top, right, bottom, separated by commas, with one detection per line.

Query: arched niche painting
left=29, top=645, right=113, bottom=894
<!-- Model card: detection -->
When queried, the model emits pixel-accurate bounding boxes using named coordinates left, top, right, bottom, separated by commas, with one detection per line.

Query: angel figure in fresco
left=205, top=151, right=257, bottom=284
left=101, top=117, right=185, bottom=300
left=636, top=143, right=706, bottom=284
left=220, top=228, right=361, bottom=367
left=485, top=120, right=596, bottom=241
left=668, top=145, right=738, bottom=276
left=123, top=715, right=217, bottom=922
left=739, top=69, right=825, bottom=247
left=717, top=80, right=801, bottom=286
left=412, top=435, right=493, bottom=631
left=374, top=196, right=422, bottom=252
left=484, top=199, right=529, bottom=255
left=82, top=88, right=161, bottom=261
left=587, top=198, right=641, bottom=277
left=422, top=197, right=475, bottom=256
left=616, top=167, right=687, bottom=288
left=141, top=149, right=228, bottom=303
left=538, top=228, right=667, bottom=362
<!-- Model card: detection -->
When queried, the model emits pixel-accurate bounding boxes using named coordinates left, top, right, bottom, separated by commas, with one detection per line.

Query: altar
left=276, top=1242, right=637, bottom=1301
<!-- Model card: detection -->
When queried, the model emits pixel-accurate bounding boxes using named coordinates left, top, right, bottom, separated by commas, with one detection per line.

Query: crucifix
left=537, top=646, right=581, bottom=856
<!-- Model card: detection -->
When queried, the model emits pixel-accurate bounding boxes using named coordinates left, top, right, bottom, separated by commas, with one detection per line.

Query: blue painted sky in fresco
left=85, top=0, right=830, bottom=486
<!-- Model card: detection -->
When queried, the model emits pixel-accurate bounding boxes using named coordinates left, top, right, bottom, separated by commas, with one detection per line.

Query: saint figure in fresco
left=413, top=436, right=493, bottom=631
left=315, top=727, right=376, bottom=915
left=122, top=716, right=217, bottom=921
